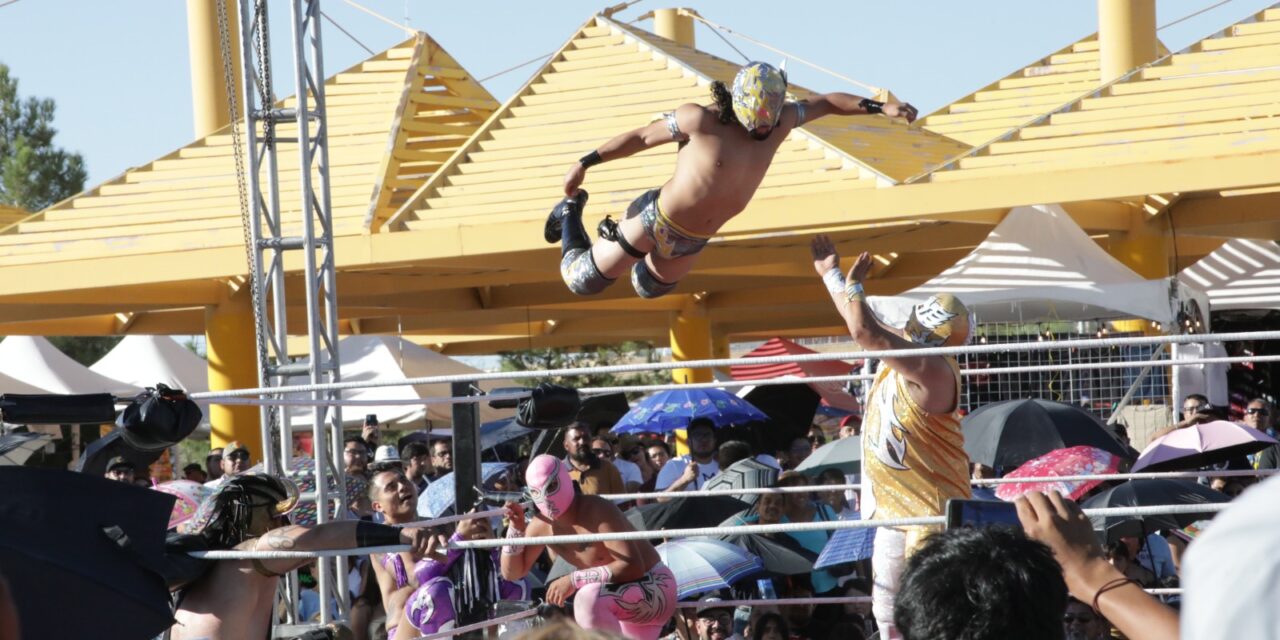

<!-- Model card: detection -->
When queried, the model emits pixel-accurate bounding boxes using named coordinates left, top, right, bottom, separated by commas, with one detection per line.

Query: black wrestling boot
left=545, top=190, right=591, bottom=253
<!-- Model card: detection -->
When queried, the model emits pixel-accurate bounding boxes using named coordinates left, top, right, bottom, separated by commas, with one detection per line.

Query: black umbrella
left=625, top=495, right=750, bottom=531
left=1081, top=478, right=1228, bottom=541
left=715, top=512, right=817, bottom=576
left=0, top=466, right=175, bottom=639
left=704, top=458, right=779, bottom=507
left=76, top=429, right=163, bottom=476
left=962, top=399, right=1134, bottom=469
left=0, top=432, right=52, bottom=466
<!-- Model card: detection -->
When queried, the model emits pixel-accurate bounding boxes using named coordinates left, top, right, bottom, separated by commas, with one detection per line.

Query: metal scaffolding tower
left=219, top=0, right=347, bottom=623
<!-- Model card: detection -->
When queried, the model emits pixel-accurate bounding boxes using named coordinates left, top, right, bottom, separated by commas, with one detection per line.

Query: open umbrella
left=153, top=480, right=215, bottom=531
left=704, top=458, right=779, bottom=507
left=76, top=429, right=164, bottom=477
left=626, top=495, right=749, bottom=531
left=1132, top=420, right=1279, bottom=472
left=657, top=539, right=763, bottom=599
left=611, top=389, right=768, bottom=435
left=963, top=399, right=1133, bottom=469
left=0, top=432, right=51, bottom=466
left=418, top=462, right=513, bottom=519
left=1081, top=478, right=1228, bottom=541
left=716, top=512, right=817, bottom=576
left=0, top=467, right=174, bottom=640
left=815, top=517, right=876, bottom=569
left=795, top=436, right=862, bottom=477
left=995, top=446, right=1123, bottom=502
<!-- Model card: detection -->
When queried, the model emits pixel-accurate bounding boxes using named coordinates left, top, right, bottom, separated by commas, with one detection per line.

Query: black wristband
left=355, top=521, right=402, bottom=548
left=579, top=150, right=603, bottom=168
left=859, top=98, right=885, bottom=115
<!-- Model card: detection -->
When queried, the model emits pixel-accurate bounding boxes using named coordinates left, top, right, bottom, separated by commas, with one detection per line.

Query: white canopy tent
left=287, top=335, right=519, bottom=429
left=0, top=370, right=53, bottom=395
left=90, top=336, right=209, bottom=393
left=868, top=204, right=1201, bottom=326
left=0, top=336, right=140, bottom=396
left=1178, top=239, right=1280, bottom=312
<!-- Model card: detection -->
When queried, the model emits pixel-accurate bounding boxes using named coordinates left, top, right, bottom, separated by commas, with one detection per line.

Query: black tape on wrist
left=859, top=98, right=885, bottom=115
left=579, top=150, right=603, bottom=168
left=355, top=521, right=402, bottom=548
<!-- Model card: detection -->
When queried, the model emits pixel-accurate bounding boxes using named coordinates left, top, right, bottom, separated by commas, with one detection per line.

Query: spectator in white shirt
left=593, top=436, right=643, bottom=491
left=656, top=419, right=720, bottom=496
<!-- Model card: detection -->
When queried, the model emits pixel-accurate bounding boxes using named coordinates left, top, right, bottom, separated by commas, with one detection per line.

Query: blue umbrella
left=611, top=389, right=769, bottom=435
left=815, top=513, right=876, bottom=569
left=418, top=462, right=513, bottom=519
left=479, top=418, right=535, bottom=450
left=657, top=538, right=763, bottom=599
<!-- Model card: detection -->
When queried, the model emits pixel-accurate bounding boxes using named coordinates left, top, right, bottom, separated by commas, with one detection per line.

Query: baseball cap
left=373, top=445, right=401, bottom=464
left=106, top=456, right=135, bottom=471
left=224, top=441, right=250, bottom=456
left=695, top=592, right=733, bottom=616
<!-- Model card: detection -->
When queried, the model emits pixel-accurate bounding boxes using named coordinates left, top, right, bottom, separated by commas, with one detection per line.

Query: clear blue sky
left=0, top=0, right=1273, bottom=186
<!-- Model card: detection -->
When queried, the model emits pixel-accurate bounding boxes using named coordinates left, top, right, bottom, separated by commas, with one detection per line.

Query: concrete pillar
left=654, top=8, right=695, bottom=47
left=669, top=299, right=712, bottom=384
left=1098, top=0, right=1157, bottom=83
left=205, top=286, right=262, bottom=463
left=187, top=0, right=243, bottom=139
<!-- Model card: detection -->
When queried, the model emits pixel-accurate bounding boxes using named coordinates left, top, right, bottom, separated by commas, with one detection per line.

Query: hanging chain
left=253, top=0, right=275, bottom=147
left=215, top=0, right=279, bottom=452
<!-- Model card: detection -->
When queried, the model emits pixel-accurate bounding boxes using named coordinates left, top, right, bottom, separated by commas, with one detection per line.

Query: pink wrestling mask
left=525, top=454, right=574, bottom=519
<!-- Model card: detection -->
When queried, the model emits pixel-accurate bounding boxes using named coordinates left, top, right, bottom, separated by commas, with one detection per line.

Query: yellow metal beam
left=204, top=288, right=261, bottom=462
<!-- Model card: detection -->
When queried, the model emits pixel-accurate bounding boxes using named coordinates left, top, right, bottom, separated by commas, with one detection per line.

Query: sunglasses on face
left=591, top=448, right=612, bottom=457
left=1063, top=614, right=1095, bottom=624
left=227, top=452, right=250, bottom=461
left=1184, top=405, right=1205, bottom=413
left=1246, top=407, right=1270, bottom=416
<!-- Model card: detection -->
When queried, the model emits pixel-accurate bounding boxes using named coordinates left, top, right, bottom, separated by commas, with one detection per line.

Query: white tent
left=0, top=336, right=140, bottom=396
left=287, top=335, right=519, bottom=428
left=90, top=336, right=209, bottom=393
left=0, top=370, right=53, bottom=395
left=868, top=204, right=1199, bottom=326
left=1178, top=239, right=1280, bottom=312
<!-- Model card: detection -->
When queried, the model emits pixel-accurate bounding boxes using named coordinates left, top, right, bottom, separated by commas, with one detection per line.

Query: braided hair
left=194, top=475, right=293, bottom=549
left=710, top=81, right=739, bottom=126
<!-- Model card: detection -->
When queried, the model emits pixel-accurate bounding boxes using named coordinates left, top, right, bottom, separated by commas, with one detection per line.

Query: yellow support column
left=712, top=330, right=731, bottom=378
left=1098, top=0, right=1157, bottom=83
left=654, top=8, right=696, bottom=47
left=205, top=286, right=263, bottom=462
left=669, top=298, right=712, bottom=384
left=187, top=0, right=242, bottom=139
left=1109, top=210, right=1172, bottom=279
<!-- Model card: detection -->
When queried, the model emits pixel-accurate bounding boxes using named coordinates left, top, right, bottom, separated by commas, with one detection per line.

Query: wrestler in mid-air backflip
left=810, top=234, right=971, bottom=640
left=546, top=61, right=918, bottom=299
left=501, top=455, right=677, bottom=639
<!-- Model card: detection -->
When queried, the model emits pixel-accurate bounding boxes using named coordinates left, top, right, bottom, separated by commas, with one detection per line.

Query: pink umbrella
left=1132, top=420, right=1279, bottom=472
left=995, top=446, right=1122, bottom=502
left=153, top=480, right=214, bottom=531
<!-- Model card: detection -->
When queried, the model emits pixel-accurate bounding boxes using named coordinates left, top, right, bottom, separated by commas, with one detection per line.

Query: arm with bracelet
left=562, top=103, right=702, bottom=197
left=791, top=92, right=919, bottom=125
left=247, top=520, right=430, bottom=577
left=499, top=501, right=547, bottom=582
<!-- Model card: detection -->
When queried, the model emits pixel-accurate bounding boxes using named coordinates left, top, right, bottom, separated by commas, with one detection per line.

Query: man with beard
left=810, top=234, right=971, bottom=639
left=204, top=441, right=252, bottom=489
left=367, top=469, right=528, bottom=639
left=546, top=61, right=917, bottom=299
left=655, top=419, right=720, bottom=497
left=170, top=474, right=433, bottom=640
left=562, top=423, right=624, bottom=496
left=502, top=455, right=677, bottom=639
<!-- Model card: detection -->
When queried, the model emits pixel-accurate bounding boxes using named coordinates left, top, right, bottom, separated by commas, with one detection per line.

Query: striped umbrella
left=657, top=538, right=763, bottom=599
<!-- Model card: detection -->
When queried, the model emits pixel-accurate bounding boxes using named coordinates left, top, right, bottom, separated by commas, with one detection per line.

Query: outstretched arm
left=797, top=92, right=917, bottom=125
left=810, top=235, right=955, bottom=413
left=563, top=102, right=702, bottom=196
left=250, top=521, right=433, bottom=576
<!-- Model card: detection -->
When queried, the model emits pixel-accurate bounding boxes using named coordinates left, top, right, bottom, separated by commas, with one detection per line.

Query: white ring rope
left=187, top=330, right=1280, bottom=400
left=191, top=503, right=1228, bottom=559
left=195, top=353, right=1280, bottom=407
left=410, top=608, right=539, bottom=640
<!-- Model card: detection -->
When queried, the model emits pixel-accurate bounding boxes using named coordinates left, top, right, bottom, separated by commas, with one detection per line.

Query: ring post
left=453, top=381, right=481, bottom=517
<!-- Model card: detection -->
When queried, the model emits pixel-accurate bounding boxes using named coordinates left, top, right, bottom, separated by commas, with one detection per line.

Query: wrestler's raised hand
left=883, top=102, right=918, bottom=123
left=545, top=574, right=578, bottom=606
left=399, top=527, right=434, bottom=558
left=846, top=251, right=873, bottom=284
left=564, top=163, right=586, bottom=197
left=810, top=235, right=839, bottom=276
left=504, top=501, right=528, bottom=533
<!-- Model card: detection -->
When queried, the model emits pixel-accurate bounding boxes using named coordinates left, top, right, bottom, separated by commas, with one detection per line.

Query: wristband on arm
left=845, top=280, right=865, bottom=303
left=355, top=521, right=403, bottom=548
left=502, top=525, right=524, bottom=556
left=570, top=565, right=613, bottom=591
left=859, top=98, right=885, bottom=115
left=579, top=150, right=603, bottom=168
left=822, top=267, right=846, bottom=297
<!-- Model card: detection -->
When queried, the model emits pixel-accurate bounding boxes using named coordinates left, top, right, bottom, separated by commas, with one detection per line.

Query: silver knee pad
left=561, top=249, right=614, bottom=296
left=630, top=261, right=677, bottom=299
